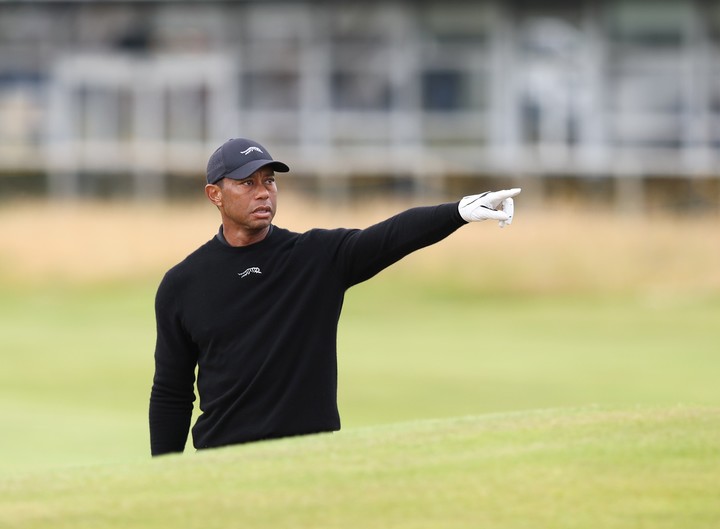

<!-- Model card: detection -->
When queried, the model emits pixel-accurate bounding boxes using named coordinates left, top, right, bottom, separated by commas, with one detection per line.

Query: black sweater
left=149, top=202, right=466, bottom=455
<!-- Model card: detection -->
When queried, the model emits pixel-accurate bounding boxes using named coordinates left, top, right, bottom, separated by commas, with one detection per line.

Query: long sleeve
left=149, top=271, right=198, bottom=456
left=330, top=202, right=466, bottom=287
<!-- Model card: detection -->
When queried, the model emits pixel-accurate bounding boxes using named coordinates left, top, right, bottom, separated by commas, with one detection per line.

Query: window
left=607, top=0, right=690, bottom=47
left=331, top=72, right=391, bottom=111
left=242, top=72, right=299, bottom=110
left=422, top=71, right=468, bottom=111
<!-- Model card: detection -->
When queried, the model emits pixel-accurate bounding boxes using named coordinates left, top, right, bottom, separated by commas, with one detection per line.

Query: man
left=149, top=137, right=520, bottom=456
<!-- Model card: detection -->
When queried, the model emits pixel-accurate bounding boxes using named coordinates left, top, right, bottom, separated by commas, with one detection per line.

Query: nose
left=255, top=184, right=270, bottom=199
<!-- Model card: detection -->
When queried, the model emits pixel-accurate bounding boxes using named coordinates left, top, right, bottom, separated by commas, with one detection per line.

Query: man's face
left=211, top=167, right=278, bottom=234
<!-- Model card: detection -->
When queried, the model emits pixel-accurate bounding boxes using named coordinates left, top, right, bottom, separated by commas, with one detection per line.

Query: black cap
left=206, top=138, right=290, bottom=185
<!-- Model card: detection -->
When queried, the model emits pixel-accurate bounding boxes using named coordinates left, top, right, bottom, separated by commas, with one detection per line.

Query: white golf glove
left=458, top=188, right=521, bottom=228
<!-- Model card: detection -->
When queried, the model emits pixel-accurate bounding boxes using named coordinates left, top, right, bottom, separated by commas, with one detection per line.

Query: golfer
left=149, top=137, right=520, bottom=456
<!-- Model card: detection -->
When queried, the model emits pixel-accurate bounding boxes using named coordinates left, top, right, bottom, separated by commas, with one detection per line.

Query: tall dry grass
left=1, top=194, right=718, bottom=297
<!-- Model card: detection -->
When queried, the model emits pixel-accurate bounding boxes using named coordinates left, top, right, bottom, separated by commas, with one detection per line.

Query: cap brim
left=223, top=159, right=290, bottom=181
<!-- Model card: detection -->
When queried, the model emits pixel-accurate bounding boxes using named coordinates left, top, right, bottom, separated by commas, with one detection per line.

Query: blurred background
left=1, top=1, right=719, bottom=472
left=0, top=0, right=719, bottom=211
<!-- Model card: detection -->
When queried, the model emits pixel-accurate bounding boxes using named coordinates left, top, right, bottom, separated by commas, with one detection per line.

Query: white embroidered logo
left=240, top=146, right=263, bottom=155
left=238, top=267, right=262, bottom=279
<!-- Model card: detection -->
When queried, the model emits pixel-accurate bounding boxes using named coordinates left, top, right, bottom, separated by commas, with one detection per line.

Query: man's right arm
left=149, top=274, right=198, bottom=456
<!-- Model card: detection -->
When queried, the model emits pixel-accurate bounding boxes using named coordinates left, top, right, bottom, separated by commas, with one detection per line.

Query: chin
left=249, top=219, right=273, bottom=231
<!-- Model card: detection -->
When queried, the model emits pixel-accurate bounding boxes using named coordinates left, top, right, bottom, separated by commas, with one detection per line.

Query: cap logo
left=240, top=146, right=263, bottom=155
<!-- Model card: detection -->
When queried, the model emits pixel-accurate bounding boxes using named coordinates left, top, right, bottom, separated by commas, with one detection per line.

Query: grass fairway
left=1, top=279, right=718, bottom=473
left=340, top=278, right=720, bottom=424
left=1, top=406, right=718, bottom=529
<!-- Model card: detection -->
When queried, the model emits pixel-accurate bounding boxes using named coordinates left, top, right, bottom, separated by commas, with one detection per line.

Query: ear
left=205, top=184, right=222, bottom=207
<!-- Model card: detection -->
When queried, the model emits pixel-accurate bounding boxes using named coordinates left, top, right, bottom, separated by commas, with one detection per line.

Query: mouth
left=251, top=205, right=273, bottom=218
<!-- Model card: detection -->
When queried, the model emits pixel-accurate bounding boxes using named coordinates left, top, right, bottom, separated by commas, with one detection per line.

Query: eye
left=265, top=177, right=276, bottom=185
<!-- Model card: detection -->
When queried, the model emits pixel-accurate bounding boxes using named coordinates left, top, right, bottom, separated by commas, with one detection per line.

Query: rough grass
left=1, top=406, right=719, bottom=529
left=1, top=194, right=718, bottom=296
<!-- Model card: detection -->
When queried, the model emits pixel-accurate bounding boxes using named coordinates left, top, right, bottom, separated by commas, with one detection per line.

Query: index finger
left=492, top=188, right=522, bottom=201
left=484, top=188, right=522, bottom=208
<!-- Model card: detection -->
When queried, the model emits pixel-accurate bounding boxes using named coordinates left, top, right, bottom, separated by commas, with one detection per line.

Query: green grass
left=1, top=259, right=719, bottom=528
left=0, top=275, right=718, bottom=473
left=1, top=406, right=718, bottom=529
left=340, top=278, right=720, bottom=424
left=0, top=281, right=158, bottom=469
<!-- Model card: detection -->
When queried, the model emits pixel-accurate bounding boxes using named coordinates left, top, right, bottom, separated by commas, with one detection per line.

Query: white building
left=0, top=1, right=719, bottom=208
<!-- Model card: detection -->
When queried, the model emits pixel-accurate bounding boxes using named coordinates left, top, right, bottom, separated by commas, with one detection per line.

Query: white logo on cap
left=240, top=146, right=263, bottom=155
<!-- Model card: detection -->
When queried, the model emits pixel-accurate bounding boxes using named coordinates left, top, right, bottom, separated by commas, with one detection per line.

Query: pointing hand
left=458, top=188, right=522, bottom=228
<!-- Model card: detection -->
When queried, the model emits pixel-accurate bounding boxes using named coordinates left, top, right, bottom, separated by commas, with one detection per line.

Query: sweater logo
left=238, top=267, right=262, bottom=279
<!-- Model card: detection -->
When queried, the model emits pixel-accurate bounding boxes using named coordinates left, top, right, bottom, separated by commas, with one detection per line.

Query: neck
left=222, top=224, right=271, bottom=247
